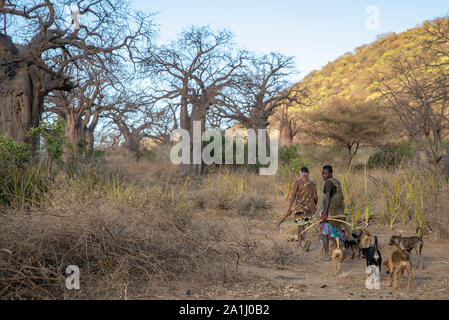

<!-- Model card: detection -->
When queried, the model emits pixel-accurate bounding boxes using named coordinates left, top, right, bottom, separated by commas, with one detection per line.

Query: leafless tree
left=215, top=53, right=299, bottom=131
left=374, top=34, right=449, bottom=172
left=45, top=61, right=113, bottom=151
left=106, top=96, right=169, bottom=160
left=141, top=26, right=246, bottom=174
left=423, top=16, right=449, bottom=67
left=0, top=0, right=153, bottom=156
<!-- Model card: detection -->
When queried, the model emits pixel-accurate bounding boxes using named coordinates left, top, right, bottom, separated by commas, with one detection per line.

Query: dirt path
left=149, top=220, right=449, bottom=300
left=228, top=223, right=449, bottom=300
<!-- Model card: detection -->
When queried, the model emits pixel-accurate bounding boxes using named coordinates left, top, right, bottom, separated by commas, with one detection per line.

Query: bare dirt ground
left=148, top=209, right=449, bottom=300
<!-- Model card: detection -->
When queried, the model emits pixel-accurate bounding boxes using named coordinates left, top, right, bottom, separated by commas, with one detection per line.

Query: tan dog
left=360, top=229, right=372, bottom=249
left=384, top=248, right=412, bottom=290
left=330, top=238, right=343, bottom=275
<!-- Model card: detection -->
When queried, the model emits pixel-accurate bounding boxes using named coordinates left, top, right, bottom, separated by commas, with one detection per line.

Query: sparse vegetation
left=1, top=1, right=448, bottom=301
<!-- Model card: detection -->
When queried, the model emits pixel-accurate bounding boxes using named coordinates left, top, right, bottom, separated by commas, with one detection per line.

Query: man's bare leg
left=297, top=225, right=305, bottom=248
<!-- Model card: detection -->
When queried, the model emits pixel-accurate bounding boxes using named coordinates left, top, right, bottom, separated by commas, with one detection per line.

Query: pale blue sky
left=132, top=0, right=448, bottom=80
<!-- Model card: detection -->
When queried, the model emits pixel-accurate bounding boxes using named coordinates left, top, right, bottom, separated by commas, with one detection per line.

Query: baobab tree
left=106, top=96, right=170, bottom=160
left=216, top=53, right=299, bottom=131
left=46, top=62, right=114, bottom=151
left=214, top=52, right=302, bottom=156
left=141, top=26, right=246, bottom=174
left=0, top=0, right=153, bottom=155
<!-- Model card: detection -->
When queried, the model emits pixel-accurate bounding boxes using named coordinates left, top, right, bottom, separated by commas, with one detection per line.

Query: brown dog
left=388, top=227, right=424, bottom=269
left=330, top=238, right=343, bottom=275
left=384, top=248, right=412, bottom=290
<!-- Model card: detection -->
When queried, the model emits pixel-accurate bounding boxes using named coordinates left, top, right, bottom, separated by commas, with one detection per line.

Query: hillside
left=292, top=20, right=435, bottom=105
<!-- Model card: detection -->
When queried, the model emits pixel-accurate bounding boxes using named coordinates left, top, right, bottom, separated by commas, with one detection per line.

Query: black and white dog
left=361, top=235, right=382, bottom=272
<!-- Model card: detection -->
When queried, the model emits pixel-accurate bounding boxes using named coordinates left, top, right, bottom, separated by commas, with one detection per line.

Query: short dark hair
left=322, top=165, right=333, bottom=173
left=300, top=167, right=309, bottom=173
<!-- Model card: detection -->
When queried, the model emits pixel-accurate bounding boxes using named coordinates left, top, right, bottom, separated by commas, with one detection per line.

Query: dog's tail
left=374, top=235, right=378, bottom=251
left=416, top=226, right=423, bottom=238
left=336, top=238, right=341, bottom=249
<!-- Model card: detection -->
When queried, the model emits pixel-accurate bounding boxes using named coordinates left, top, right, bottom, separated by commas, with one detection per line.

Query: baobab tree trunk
left=1, top=34, right=70, bottom=158
left=62, top=110, right=99, bottom=153
left=188, top=105, right=208, bottom=175
left=249, top=107, right=271, bottom=166
left=279, top=117, right=293, bottom=146
left=1, top=35, right=38, bottom=146
left=0, top=65, right=44, bottom=158
left=65, top=115, right=86, bottom=149
left=123, top=133, right=142, bottom=161
left=86, top=112, right=100, bottom=151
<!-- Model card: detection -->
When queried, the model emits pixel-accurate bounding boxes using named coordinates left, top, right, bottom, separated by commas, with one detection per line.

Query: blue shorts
left=321, top=222, right=345, bottom=240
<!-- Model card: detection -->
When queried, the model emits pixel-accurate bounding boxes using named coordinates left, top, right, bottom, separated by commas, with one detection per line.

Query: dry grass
left=1, top=145, right=448, bottom=299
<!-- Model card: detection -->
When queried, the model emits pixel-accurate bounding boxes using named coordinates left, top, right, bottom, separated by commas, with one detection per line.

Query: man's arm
left=288, top=181, right=299, bottom=213
left=322, top=180, right=333, bottom=221
left=313, top=185, right=318, bottom=206
left=323, top=192, right=331, bottom=220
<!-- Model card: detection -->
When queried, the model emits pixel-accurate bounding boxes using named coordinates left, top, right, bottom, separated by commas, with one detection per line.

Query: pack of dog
left=388, top=227, right=424, bottom=269
left=309, top=226, right=422, bottom=289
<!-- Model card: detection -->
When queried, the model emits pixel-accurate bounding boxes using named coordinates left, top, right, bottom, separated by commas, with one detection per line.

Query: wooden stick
left=281, top=224, right=299, bottom=236
left=296, top=216, right=351, bottom=237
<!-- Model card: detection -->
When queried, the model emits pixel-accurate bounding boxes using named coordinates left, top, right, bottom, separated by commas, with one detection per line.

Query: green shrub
left=141, top=149, right=156, bottom=161
left=278, top=145, right=310, bottom=177
left=367, top=142, right=414, bottom=169
left=27, top=119, right=68, bottom=166
left=279, top=145, right=300, bottom=165
left=0, top=135, right=48, bottom=209
left=0, top=135, right=30, bottom=169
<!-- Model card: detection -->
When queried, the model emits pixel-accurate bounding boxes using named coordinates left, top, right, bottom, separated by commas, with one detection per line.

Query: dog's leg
left=332, top=255, right=337, bottom=275
left=393, top=269, right=399, bottom=289
left=407, top=267, right=412, bottom=290
left=339, top=255, right=343, bottom=275
left=336, top=258, right=340, bottom=275
left=389, top=266, right=394, bottom=287
left=398, top=269, right=404, bottom=291
left=417, top=243, right=424, bottom=269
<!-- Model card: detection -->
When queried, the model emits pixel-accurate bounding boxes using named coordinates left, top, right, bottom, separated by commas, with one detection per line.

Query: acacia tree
left=303, top=96, right=388, bottom=169
left=141, top=26, right=246, bottom=174
left=0, top=0, right=152, bottom=155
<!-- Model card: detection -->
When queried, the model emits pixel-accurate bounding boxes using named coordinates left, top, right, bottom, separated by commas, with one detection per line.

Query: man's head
left=322, top=165, right=333, bottom=180
left=299, top=167, right=309, bottom=178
